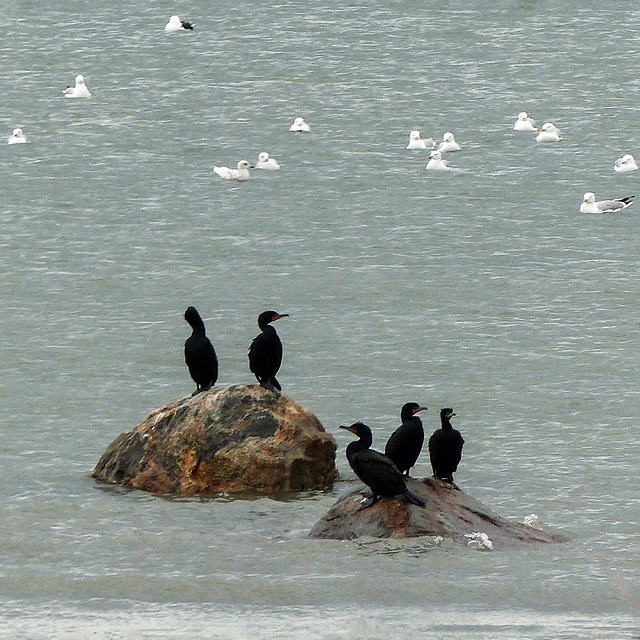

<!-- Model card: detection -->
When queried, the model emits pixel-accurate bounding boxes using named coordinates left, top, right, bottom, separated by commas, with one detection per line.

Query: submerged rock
left=93, top=384, right=338, bottom=495
left=309, top=477, right=568, bottom=548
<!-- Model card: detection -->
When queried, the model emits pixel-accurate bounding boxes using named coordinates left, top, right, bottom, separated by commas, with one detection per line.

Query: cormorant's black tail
left=403, top=490, right=426, bottom=507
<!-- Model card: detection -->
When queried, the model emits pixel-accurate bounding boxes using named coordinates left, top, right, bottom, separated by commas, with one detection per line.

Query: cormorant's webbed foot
left=356, top=494, right=381, bottom=511
left=260, top=379, right=281, bottom=393
left=434, top=475, right=460, bottom=490
left=192, top=383, right=213, bottom=396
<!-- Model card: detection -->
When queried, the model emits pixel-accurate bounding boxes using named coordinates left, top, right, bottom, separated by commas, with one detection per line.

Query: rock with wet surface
left=93, top=384, right=338, bottom=495
left=309, top=477, right=568, bottom=548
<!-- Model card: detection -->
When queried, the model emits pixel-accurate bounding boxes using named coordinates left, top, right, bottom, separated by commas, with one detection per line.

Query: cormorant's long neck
left=441, top=419, right=452, bottom=431
left=189, top=318, right=206, bottom=335
left=405, top=416, right=422, bottom=428
left=400, top=408, right=414, bottom=423
left=350, top=429, right=372, bottom=453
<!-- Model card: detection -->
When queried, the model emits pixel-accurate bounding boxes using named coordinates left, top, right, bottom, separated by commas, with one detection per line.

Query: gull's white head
left=76, top=75, right=85, bottom=84
left=443, top=132, right=455, bottom=142
left=12, top=128, right=23, bottom=136
left=428, top=150, right=443, bottom=160
left=583, top=192, right=595, bottom=204
left=540, top=122, right=554, bottom=131
left=410, top=130, right=421, bottom=140
left=237, top=160, right=252, bottom=170
left=622, top=154, right=635, bottom=163
left=518, top=112, right=529, bottom=120
left=258, top=152, right=270, bottom=163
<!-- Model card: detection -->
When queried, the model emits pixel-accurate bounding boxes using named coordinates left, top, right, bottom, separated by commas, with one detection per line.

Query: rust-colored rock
left=309, top=477, right=568, bottom=548
left=92, top=384, right=338, bottom=495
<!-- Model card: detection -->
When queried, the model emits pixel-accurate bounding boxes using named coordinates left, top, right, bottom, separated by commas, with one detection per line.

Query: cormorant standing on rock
left=248, top=310, right=289, bottom=391
left=384, top=402, right=428, bottom=476
left=184, top=306, right=219, bottom=395
left=428, top=408, right=464, bottom=484
left=340, top=422, right=426, bottom=508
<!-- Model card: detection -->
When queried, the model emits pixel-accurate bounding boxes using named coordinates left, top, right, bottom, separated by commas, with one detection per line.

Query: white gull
left=255, top=152, right=280, bottom=170
left=513, top=111, right=537, bottom=131
left=536, top=122, right=561, bottom=143
left=580, top=192, right=634, bottom=213
left=8, top=128, right=27, bottom=144
left=214, top=160, right=253, bottom=181
left=437, top=131, right=461, bottom=152
left=613, top=154, right=638, bottom=173
left=289, top=117, right=310, bottom=132
left=426, top=150, right=452, bottom=171
left=63, top=75, right=91, bottom=98
left=407, top=130, right=434, bottom=150
left=165, top=15, right=194, bottom=32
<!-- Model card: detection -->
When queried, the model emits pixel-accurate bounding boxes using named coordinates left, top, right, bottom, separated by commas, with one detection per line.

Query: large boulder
left=309, top=477, right=568, bottom=548
left=92, top=384, right=338, bottom=495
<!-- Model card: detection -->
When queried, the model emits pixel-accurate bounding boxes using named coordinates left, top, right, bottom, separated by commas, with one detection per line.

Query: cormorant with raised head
left=248, top=310, right=289, bottom=391
left=184, top=306, right=219, bottom=395
left=340, top=422, right=426, bottom=507
left=428, top=408, right=464, bottom=484
left=384, top=402, right=428, bottom=476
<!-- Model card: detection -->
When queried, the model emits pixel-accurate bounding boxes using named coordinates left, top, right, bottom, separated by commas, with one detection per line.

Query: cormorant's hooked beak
left=413, top=406, right=428, bottom=414
left=339, top=425, right=357, bottom=435
left=272, top=313, right=289, bottom=321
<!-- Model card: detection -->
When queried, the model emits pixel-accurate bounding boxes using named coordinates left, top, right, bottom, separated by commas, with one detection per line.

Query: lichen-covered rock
left=309, top=477, right=568, bottom=548
left=92, top=384, right=337, bottom=495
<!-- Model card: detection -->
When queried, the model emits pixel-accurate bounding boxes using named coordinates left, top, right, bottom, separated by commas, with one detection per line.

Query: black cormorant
left=340, top=422, right=426, bottom=507
left=384, top=402, right=428, bottom=476
left=248, top=310, right=289, bottom=391
left=428, top=408, right=464, bottom=483
left=184, top=306, right=219, bottom=395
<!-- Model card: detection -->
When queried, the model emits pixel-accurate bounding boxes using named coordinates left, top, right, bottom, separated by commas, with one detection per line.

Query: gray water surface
left=1, top=1, right=640, bottom=637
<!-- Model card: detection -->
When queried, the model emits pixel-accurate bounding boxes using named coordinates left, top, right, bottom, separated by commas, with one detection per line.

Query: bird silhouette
left=384, top=402, right=427, bottom=476
left=184, top=306, right=218, bottom=395
left=428, top=408, right=464, bottom=484
left=340, top=422, right=426, bottom=508
left=248, top=310, right=289, bottom=391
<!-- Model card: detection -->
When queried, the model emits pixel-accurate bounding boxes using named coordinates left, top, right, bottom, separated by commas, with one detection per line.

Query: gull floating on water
left=289, top=117, right=310, bottom=132
left=437, top=132, right=461, bottom=152
left=580, top=192, right=634, bottom=213
left=63, top=75, right=91, bottom=98
left=255, top=152, right=280, bottom=170
left=407, top=130, right=434, bottom=150
left=536, top=122, right=561, bottom=143
left=7, top=128, right=27, bottom=144
left=165, top=15, right=194, bottom=31
left=614, top=154, right=638, bottom=173
left=513, top=111, right=537, bottom=131
left=213, top=160, right=253, bottom=181
left=426, top=150, right=452, bottom=171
